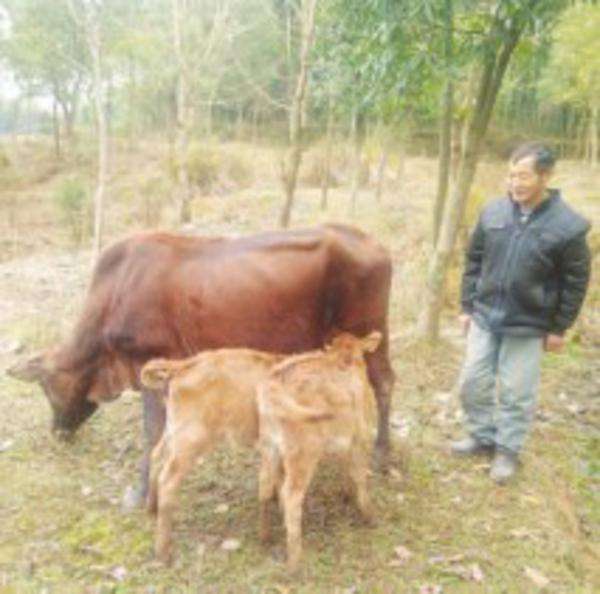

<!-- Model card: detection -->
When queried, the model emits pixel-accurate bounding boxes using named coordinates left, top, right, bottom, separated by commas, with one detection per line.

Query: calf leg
left=281, top=453, right=319, bottom=573
left=155, top=433, right=209, bottom=563
left=147, top=434, right=167, bottom=516
left=258, top=446, right=283, bottom=544
left=346, top=446, right=375, bottom=526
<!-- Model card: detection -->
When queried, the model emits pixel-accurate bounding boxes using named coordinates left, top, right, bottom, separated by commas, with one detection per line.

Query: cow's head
left=7, top=350, right=98, bottom=436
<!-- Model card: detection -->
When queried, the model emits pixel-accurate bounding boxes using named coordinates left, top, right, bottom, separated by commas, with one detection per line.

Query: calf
left=140, top=348, right=282, bottom=563
left=257, top=331, right=382, bottom=572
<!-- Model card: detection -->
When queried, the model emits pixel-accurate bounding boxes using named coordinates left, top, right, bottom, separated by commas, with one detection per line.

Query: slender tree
left=280, top=0, right=318, bottom=228
left=420, top=0, right=562, bottom=341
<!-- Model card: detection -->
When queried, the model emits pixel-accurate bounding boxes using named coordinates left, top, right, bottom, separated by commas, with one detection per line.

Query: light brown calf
left=257, top=331, right=382, bottom=572
left=140, top=349, right=282, bottom=563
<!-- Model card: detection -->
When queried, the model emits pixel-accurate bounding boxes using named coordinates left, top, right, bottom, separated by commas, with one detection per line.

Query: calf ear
left=362, top=331, right=382, bottom=353
left=6, top=352, right=49, bottom=383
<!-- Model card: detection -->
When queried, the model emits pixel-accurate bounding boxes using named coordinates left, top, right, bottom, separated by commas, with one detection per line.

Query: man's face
left=507, top=156, right=551, bottom=208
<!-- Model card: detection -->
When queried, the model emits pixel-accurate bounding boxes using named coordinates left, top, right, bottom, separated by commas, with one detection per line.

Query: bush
left=168, top=144, right=254, bottom=193
left=0, top=145, right=10, bottom=170
left=187, top=146, right=220, bottom=190
left=53, top=177, right=90, bottom=244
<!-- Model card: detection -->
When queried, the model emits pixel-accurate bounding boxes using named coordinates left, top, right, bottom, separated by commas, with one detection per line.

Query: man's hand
left=459, top=314, right=471, bottom=336
left=544, top=333, right=565, bottom=353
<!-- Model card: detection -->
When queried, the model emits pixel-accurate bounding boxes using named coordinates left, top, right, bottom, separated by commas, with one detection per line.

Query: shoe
left=450, top=436, right=494, bottom=456
left=490, top=451, right=519, bottom=483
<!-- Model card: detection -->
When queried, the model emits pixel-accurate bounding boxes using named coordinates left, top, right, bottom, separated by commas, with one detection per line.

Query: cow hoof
left=122, top=485, right=145, bottom=511
left=373, top=447, right=390, bottom=474
left=360, top=511, right=377, bottom=528
left=156, top=545, right=173, bottom=566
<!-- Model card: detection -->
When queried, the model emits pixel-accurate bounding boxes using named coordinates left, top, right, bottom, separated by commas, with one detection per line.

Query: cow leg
left=135, top=389, right=166, bottom=508
left=367, top=355, right=395, bottom=472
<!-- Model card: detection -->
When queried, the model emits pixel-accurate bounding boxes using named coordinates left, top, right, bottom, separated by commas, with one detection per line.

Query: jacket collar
left=508, top=188, right=560, bottom=219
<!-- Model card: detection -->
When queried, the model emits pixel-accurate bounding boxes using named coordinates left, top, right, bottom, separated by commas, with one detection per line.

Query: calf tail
left=140, top=358, right=194, bottom=390
left=261, top=386, right=335, bottom=423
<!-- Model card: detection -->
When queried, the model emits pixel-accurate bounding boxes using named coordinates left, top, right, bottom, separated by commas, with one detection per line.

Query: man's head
left=507, top=142, right=555, bottom=209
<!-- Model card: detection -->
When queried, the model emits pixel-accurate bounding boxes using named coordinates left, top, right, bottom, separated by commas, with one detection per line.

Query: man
left=453, top=142, right=591, bottom=483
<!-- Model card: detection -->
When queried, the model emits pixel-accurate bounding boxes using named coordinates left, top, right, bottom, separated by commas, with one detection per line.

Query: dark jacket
left=461, top=190, right=591, bottom=336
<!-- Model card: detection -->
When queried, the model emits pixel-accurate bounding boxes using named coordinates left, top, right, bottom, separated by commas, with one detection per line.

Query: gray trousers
left=458, top=321, right=543, bottom=454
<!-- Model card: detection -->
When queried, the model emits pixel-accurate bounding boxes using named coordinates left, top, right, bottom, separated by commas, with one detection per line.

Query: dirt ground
left=0, top=141, right=598, bottom=593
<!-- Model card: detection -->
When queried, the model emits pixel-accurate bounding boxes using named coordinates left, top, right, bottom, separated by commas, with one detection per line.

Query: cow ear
left=6, top=352, right=49, bottom=383
left=362, top=331, right=382, bottom=353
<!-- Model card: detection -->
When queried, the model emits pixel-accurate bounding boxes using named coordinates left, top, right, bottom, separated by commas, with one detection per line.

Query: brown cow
left=258, top=331, right=381, bottom=572
left=8, top=224, right=394, bottom=503
left=140, top=348, right=283, bottom=563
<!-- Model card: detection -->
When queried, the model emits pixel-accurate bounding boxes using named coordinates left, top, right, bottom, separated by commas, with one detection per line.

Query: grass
left=0, top=141, right=598, bottom=593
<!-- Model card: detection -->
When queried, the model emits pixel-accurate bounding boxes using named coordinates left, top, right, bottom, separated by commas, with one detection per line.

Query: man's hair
left=510, top=142, right=556, bottom=173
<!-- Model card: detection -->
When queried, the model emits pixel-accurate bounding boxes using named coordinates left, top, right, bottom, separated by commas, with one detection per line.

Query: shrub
left=53, top=177, right=90, bottom=244
left=168, top=144, right=254, bottom=193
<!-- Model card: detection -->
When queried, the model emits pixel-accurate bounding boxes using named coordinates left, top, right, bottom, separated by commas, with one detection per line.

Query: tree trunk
left=251, top=103, right=259, bottom=144
left=52, top=99, right=61, bottom=159
left=173, top=0, right=192, bottom=224
left=350, top=108, right=366, bottom=214
left=374, top=151, right=388, bottom=203
left=236, top=104, right=244, bottom=140
left=590, top=104, right=598, bottom=168
left=86, top=7, right=107, bottom=257
left=419, top=5, right=529, bottom=341
left=432, top=0, right=454, bottom=246
left=279, top=0, right=318, bottom=228
left=128, top=55, right=137, bottom=151
left=58, top=100, right=75, bottom=140
left=320, top=90, right=334, bottom=210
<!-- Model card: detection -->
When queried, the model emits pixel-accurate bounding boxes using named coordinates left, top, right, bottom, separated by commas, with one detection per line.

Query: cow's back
left=59, top=225, right=392, bottom=401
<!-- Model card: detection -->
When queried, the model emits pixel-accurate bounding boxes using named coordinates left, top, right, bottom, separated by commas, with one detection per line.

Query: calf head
left=7, top=350, right=98, bottom=435
left=327, top=331, right=382, bottom=363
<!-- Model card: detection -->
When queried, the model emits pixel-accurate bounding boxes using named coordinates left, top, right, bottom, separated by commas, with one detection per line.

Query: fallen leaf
left=110, top=566, right=127, bottom=581
left=0, top=339, right=22, bottom=354
left=470, top=563, right=484, bottom=582
left=393, top=545, right=412, bottom=564
left=520, top=495, right=541, bottom=506
left=121, top=485, right=140, bottom=512
left=0, top=440, right=14, bottom=453
left=443, top=564, right=469, bottom=579
left=524, top=566, right=550, bottom=588
left=215, top=503, right=229, bottom=514
left=433, top=391, right=452, bottom=404
left=221, top=538, right=241, bottom=552
left=509, top=527, right=536, bottom=540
